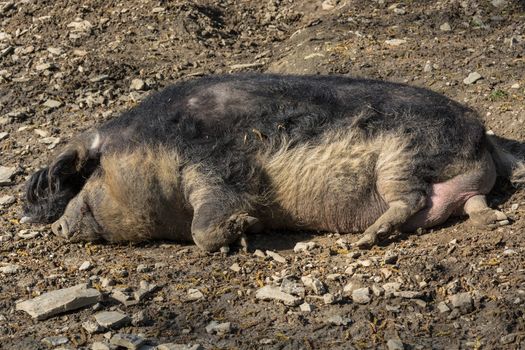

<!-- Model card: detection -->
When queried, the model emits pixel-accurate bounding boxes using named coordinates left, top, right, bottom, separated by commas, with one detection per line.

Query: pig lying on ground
left=23, top=74, right=525, bottom=251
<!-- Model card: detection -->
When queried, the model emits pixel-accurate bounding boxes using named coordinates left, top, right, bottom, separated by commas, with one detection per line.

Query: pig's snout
left=51, top=217, right=71, bottom=238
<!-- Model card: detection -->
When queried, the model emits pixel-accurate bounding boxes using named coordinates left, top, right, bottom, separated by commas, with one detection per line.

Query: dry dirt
left=1, top=1, right=525, bottom=349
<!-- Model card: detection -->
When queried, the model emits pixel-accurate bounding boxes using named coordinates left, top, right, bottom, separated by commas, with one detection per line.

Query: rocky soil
left=1, top=0, right=525, bottom=349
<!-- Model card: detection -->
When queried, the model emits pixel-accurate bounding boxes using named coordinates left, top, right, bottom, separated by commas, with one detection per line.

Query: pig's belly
left=403, top=175, right=494, bottom=231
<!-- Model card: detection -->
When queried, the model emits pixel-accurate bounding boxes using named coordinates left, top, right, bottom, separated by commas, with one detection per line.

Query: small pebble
left=463, top=72, right=482, bottom=85
left=500, top=333, right=516, bottom=344
left=293, top=241, right=317, bottom=253
left=437, top=301, right=451, bottom=313
left=187, top=288, right=204, bottom=301
left=41, top=336, right=69, bottom=347
left=387, top=338, right=404, bottom=350
left=205, top=321, right=232, bottom=335
left=136, top=264, right=150, bottom=273
left=299, top=302, right=313, bottom=312
left=440, top=22, right=451, bottom=31
left=82, top=320, right=103, bottom=334
left=301, top=275, right=326, bottom=295
left=327, top=314, right=351, bottom=326
left=385, top=39, right=407, bottom=46
left=323, top=293, right=336, bottom=304
left=130, top=78, right=146, bottom=91
left=266, top=250, right=286, bottom=263
left=110, top=333, right=145, bottom=350
left=253, top=249, right=266, bottom=258
left=79, top=261, right=92, bottom=271
left=449, top=292, right=474, bottom=313
left=229, top=263, right=241, bottom=272
left=0, top=264, right=19, bottom=274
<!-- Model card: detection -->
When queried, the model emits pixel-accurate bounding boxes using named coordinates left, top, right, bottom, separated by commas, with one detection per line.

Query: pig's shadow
left=486, top=135, right=525, bottom=206
left=249, top=230, right=318, bottom=251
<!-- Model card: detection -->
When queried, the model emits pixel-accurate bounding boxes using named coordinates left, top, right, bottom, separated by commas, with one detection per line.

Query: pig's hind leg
left=355, top=180, right=427, bottom=249
left=461, top=195, right=507, bottom=228
left=354, top=138, right=429, bottom=248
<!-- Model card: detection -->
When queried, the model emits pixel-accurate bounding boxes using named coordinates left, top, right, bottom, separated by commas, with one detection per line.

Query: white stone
left=382, top=282, right=401, bottom=294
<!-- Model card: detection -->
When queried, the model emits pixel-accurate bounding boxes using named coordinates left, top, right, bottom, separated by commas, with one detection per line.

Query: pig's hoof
left=355, top=225, right=391, bottom=249
left=51, top=218, right=71, bottom=238
left=469, top=209, right=508, bottom=229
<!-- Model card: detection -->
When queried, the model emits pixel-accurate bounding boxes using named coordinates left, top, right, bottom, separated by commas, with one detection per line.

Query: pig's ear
left=23, top=133, right=101, bottom=224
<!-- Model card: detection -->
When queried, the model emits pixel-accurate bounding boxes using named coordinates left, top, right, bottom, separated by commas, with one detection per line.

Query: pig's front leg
left=183, top=167, right=259, bottom=252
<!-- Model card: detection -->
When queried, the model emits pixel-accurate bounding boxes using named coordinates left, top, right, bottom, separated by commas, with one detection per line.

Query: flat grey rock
left=352, top=287, right=371, bottom=304
left=0, top=195, right=15, bottom=206
left=0, top=166, right=17, bottom=185
left=16, top=284, right=101, bottom=320
left=91, top=342, right=111, bottom=350
left=110, top=333, right=144, bottom=349
left=327, top=314, right=352, bottom=326
left=256, top=285, right=302, bottom=306
left=387, top=338, right=404, bottom=350
left=449, top=292, right=474, bottom=313
left=94, top=311, right=130, bottom=329
left=157, top=344, right=203, bottom=350
left=41, top=336, right=69, bottom=347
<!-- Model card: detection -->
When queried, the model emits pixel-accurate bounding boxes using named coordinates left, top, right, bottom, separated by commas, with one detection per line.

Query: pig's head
left=50, top=181, right=105, bottom=242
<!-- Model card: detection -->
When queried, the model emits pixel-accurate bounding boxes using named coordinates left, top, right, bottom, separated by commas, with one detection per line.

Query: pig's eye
left=80, top=202, right=90, bottom=215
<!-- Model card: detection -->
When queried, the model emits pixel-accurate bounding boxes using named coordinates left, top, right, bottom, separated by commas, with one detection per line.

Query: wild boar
left=23, top=74, right=525, bottom=251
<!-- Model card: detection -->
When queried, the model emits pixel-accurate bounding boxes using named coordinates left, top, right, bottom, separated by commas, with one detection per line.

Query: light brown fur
left=259, top=131, right=420, bottom=233
left=86, top=147, right=192, bottom=242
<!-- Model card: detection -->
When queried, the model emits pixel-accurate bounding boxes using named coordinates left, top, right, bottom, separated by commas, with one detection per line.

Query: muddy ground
left=1, top=0, right=525, bottom=349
